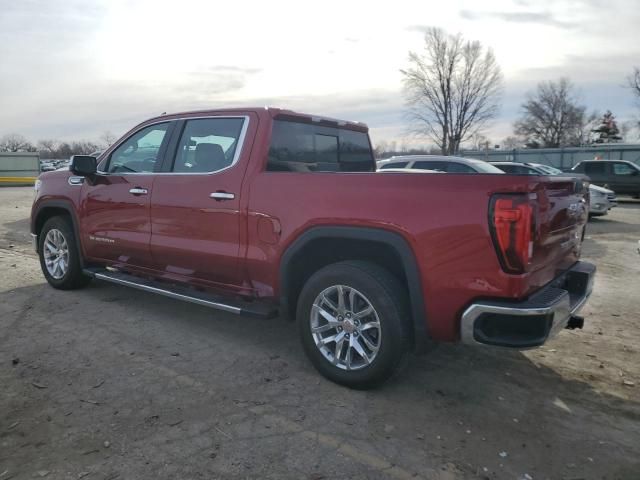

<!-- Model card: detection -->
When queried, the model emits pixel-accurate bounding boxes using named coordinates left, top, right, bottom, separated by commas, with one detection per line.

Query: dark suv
left=572, top=160, right=640, bottom=197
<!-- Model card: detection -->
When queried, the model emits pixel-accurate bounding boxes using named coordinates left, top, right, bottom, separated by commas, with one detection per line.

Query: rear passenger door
left=149, top=115, right=254, bottom=292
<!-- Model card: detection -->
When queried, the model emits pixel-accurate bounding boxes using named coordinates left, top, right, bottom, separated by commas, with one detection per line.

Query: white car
left=377, top=155, right=505, bottom=174
left=589, top=183, right=617, bottom=217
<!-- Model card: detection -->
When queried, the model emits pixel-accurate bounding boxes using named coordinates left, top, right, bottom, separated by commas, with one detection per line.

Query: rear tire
left=297, top=260, right=410, bottom=389
left=38, top=216, right=91, bottom=290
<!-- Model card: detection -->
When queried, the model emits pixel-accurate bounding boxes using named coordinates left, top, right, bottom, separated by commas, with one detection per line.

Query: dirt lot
left=0, top=186, right=639, bottom=480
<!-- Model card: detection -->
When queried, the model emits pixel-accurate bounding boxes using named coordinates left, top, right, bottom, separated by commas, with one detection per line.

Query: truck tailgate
left=530, top=176, right=588, bottom=274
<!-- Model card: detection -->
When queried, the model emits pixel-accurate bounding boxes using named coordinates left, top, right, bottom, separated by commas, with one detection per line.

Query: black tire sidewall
left=38, top=216, right=87, bottom=290
left=297, top=261, right=409, bottom=389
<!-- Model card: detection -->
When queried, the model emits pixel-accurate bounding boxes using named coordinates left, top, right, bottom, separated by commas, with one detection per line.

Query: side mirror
left=70, top=155, right=97, bottom=176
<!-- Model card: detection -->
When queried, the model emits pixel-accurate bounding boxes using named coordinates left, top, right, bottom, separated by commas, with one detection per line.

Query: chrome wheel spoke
left=337, top=285, right=346, bottom=312
left=345, top=343, right=353, bottom=370
left=320, top=294, right=338, bottom=313
left=313, top=304, right=337, bottom=324
left=359, top=333, right=379, bottom=353
left=333, top=336, right=345, bottom=365
left=311, top=322, right=339, bottom=334
left=354, top=305, right=374, bottom=320
left=360, top=320, right=380, bottom=331
left=351, top=337, right=371, bottom=365
left=348, top=288, right=357, bottom=311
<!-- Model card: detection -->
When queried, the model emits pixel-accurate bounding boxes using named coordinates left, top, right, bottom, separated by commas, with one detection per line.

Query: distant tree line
left=0, top=131, right=118, bottom=158
left=400, top=27, right=640, bottom=153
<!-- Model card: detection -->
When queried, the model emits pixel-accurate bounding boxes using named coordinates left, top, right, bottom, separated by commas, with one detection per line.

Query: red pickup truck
left=31, top=107, right=595, bottom=388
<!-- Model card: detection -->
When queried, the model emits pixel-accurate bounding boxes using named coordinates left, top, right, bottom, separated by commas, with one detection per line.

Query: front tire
left=38, top=216, right=91, bottom=290
left=297, top=261, right=410, bottom=389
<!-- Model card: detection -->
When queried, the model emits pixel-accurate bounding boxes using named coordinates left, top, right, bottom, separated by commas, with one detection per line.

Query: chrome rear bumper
left=460, top=261, right=596, bottom=348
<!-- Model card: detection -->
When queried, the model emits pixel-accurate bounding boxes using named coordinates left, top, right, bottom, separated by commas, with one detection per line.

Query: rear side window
left=444, top=162, right=475, bottom=173
left=413, top=161, right=448, bottom=172
left=267, top=120, right=374, bottom=172
left=379, top=162, right=408, bottom=170
left=584, top=162, right=606, bottom=175
left=171, top=118, right=245, bottom=173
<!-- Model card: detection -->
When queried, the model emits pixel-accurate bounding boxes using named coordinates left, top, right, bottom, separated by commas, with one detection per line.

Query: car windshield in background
left=463, top=159, right=506, bottom=174
left=534, top=164, right=564, bottom=175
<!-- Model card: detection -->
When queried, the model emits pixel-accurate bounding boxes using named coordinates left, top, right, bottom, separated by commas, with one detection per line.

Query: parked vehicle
left=571, top=159, right=640, bottom=198
left=588, top=184, right=617, bottom=217
left=377, top=155, right=504, bottom=173
left=31, top=107, right=595, bottom=388
left=490, top=162, right=618, bottom=217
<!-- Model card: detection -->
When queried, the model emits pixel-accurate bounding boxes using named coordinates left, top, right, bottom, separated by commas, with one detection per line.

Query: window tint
left=413, top=161, right=448, bottom=172
left=445, top=162, right=475, bottom=173
left=267, top=120, right=374, bottom=172
left=613, top=162, right=637, bottom=175
left=379, top=162, right=408, bottom=170
left=107, top=123, right=169, bottom=173
left=584, top=162, right=606, bottom=174
left=172, top=118, right=245, bottom=173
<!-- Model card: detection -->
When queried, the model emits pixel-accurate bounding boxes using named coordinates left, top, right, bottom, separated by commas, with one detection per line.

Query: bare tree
left=628, top=67, right=640, bottom=99
left=469, top=132, right=490, bottom=150
left=0, top=133, right=34, bottom=152
left=514, top=78, right=588, bottom=148
left=401, top=28, right=503, bottom=155
left=100, top=131, right=117, bottom=148
left=37, top=139, right=59, bottom=158
left=501, top=136, right=521, bottom=150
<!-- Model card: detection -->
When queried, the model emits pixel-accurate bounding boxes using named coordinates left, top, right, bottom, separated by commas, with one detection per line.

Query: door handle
left=210, top=192, right=235, bottom=200
left=129, top=187, right=148, bottom=195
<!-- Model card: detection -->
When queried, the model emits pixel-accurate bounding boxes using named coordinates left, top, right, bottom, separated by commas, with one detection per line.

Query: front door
left=149, top=115, right=253, bottom=291
left=80, top=122, right=173, bottom=268
left=610, top=161, right=639, bottom=194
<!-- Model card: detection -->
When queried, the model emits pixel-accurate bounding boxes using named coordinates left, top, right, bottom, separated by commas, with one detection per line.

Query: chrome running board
left=83, top=268, right=278, bottom=319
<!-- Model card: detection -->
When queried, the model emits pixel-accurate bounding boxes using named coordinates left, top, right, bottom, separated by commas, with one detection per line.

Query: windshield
left=534, top=164, right=563, bottom=175
left=465, top=159, right=506, bottom=174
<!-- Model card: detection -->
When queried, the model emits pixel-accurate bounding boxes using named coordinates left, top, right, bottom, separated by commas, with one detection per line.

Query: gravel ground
left=0, top=186, right=639, bottom=480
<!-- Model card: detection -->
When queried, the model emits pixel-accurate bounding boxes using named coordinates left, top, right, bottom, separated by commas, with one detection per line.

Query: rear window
left=267, top=120, right=374, bottom=172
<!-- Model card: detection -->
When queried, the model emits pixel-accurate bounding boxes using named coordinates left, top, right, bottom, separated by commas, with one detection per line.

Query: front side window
left=171, top=118, right=245, bottom=173
left=107, top=123, right=169, bottom=173
left=613, top=162, right=637, bottom=175
left=267, top=120, right=374, bottom=172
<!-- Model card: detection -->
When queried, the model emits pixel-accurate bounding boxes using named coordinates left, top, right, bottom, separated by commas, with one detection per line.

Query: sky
left=1, top=0, right=639, bottom=148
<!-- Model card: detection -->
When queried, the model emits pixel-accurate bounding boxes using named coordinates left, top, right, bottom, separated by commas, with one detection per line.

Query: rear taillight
left=489, top=194, right=534, bottom=274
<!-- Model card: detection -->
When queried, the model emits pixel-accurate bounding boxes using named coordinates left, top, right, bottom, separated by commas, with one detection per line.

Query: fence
left=459, top=144, right=640, bottom=171
left=0, top=152, right=40, bottom=185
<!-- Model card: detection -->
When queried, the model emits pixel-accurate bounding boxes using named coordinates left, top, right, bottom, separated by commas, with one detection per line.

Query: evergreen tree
left=591, top=111, right=622, bottom=143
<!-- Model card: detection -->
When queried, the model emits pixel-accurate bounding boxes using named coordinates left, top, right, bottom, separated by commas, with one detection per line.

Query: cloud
left=459, top=9, right=576, bottom=28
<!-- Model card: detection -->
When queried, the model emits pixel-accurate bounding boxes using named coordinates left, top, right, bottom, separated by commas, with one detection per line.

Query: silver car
left=377, top=155, right=505, bottom=174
